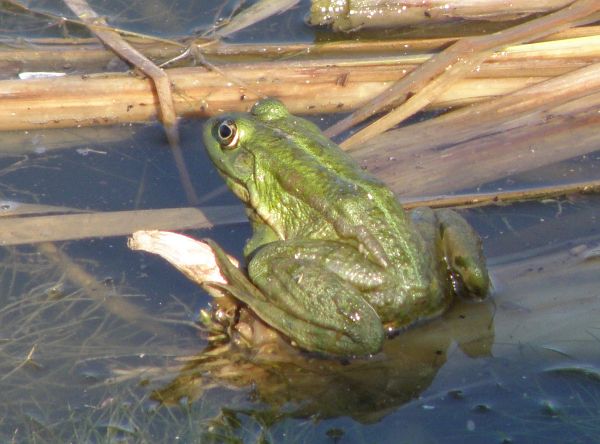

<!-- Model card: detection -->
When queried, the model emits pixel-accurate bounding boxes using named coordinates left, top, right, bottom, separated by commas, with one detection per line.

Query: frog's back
left=254, top=108, right=438, bottom=298
left=267, top=115, right=434, bottom=280
left=318, top=138, right=441, bottom=303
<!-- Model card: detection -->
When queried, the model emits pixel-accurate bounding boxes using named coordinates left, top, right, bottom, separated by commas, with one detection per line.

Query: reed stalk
left=1, top=31, right=599, bottom=132
left=1, top=178, right=598, bottom=246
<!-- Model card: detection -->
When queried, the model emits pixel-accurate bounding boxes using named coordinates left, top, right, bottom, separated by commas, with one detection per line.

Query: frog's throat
left=224, top=176, right=250, bottom=204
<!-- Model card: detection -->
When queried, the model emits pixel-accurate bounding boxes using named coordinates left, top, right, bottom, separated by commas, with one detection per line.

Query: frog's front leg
left=411, top=207, right=490, bottom=299
left=246, top=239, right=386, bottom=356
left=243, top=213, right=279, bottom=258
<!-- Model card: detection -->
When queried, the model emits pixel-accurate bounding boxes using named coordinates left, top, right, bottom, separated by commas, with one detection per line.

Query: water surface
left=0, top=2, right=599, bottom=443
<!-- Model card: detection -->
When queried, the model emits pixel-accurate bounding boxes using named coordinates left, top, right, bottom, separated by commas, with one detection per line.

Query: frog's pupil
left=218, top=120, right=237, bottom=146
left=219, top=123, right=232, bottom=139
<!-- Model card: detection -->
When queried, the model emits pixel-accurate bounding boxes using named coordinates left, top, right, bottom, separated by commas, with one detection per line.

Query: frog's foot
left=246, top=240, right=386, bottom=357
left=410, top=208, right=490, bottom=300
left=435, top=208, right=490, bottom=299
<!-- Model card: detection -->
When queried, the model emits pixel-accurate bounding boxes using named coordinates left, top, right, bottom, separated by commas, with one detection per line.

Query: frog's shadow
left=152, top=297, right=495, bottom=424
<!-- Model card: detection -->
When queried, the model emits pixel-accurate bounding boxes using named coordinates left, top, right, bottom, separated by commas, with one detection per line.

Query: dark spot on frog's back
left=285, top=168, right=304, bottom=187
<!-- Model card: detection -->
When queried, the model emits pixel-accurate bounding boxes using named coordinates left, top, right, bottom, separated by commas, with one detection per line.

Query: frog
left=202, top=98, right=490, bottom=357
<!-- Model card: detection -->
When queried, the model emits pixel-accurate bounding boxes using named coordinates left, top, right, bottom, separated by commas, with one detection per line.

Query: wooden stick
left=402, top=179, right=600, bottom=209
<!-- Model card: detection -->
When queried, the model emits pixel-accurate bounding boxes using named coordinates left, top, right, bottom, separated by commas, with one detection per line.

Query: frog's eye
left=216, top=119, right=239, bottom=149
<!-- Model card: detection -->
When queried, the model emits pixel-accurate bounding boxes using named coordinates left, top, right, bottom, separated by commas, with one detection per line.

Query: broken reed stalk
left=62, top=0, right=178, bottom=138
left=62, top=0, right=200, bottom=205
left=1, top=32, right=599, bottom=132
left=358, top=61, right=600, bottom=157
left=362, top=99, right=600, bottom=197
left=62, top=1, right=199, bottom=205
left=328, top=0, right=600, bottom=145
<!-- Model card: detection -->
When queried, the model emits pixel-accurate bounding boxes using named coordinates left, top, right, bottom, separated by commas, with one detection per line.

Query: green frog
left=202, top=98, right=490, bottom=357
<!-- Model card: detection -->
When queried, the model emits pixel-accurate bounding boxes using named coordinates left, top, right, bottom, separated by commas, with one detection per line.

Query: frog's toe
left=435, top=209, right=491, bottom=299
left=449, top=254, right=490, bottom=299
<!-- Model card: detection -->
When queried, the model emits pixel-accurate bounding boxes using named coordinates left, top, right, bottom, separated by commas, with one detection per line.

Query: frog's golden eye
left=216, top=119, right=239, bottom=149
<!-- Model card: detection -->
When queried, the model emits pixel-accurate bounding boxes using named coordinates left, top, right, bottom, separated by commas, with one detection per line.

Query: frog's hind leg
left=435, top=208, right=490, bottom=299
left=247, top=240, right=386, bottom=357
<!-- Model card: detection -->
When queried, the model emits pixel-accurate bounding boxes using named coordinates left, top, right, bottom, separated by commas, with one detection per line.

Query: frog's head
left=202, top=98, right=323, bottom=210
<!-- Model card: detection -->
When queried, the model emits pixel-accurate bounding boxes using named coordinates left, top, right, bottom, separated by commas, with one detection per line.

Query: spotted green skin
left=202, top=99, right=490, bottom=356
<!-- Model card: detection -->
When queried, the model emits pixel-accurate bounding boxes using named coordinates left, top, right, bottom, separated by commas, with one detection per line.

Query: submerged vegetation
left=0, top=0, right=599, bottom=442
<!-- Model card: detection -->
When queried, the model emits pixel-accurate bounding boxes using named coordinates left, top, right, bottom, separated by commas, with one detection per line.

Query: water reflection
left=154, top=297, right=494, bottom=424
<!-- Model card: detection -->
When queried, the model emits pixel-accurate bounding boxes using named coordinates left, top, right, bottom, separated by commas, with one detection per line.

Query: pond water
left=0, top=1, right=599, bottom=443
